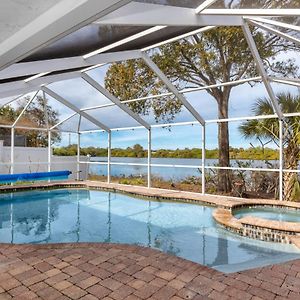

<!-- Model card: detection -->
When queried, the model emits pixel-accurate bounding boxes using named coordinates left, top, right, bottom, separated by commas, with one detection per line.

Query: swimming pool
left=0, top=188, right=299, bottom=273
left=234, top=206, right=300, bottom=222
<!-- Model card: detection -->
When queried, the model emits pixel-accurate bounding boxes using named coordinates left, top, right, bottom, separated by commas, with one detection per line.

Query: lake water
left=88, top=157, right=283, bottom=181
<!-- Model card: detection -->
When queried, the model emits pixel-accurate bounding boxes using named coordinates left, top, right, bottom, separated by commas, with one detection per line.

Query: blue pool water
left=0, top=189, right=299, bottom=273
left=234, top=206, right=300, bottom=222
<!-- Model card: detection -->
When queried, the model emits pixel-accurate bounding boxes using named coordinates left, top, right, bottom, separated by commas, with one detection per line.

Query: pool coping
left=0, top=179, right=283, bottom=207
left=1, top=179, right=300, bottom=249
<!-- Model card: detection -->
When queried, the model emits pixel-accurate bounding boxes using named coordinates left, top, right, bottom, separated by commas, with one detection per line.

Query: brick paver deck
left=0, top=243, right=299, bottom=300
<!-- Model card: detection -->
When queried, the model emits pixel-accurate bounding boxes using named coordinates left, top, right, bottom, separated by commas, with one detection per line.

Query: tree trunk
left=217, top=93, right=232, bottom=193
left=283, top=142, right=300, bottom=201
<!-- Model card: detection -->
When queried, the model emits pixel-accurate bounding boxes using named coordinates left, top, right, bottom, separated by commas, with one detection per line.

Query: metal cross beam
left=12, top=91, right=39, bottom=127
left=0, top=73, right=262, bottom=104
left=81, top=73, right=151, bottom=130
left=247, top=19, right=300, bottom=46
left=0, top=71, right=81, bottom=99
left=141, top=52, right=205, bottom=126
left=195, top=0, right=218, bottom=14
left=242, top=20, right=283, bottom=119
left=271, top=78, right=300, bottom=88
left=96, top=2, right=244, bottom=27
left=0, top=50, right=142, bottom=81
left=202, top=9, right=300, bottom=16
left=0, top=94, right=26, bottom=110
left=0, top=0, right=131, bottom=70
left=247, top=17, right=300, bottom=33
left=42, top=86, right=110, bottom=132
left=50, top=113, right=77, bottom=130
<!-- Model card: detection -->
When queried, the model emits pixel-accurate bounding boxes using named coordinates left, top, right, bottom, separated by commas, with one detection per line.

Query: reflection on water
left=0, top=189, right=299, bottom=273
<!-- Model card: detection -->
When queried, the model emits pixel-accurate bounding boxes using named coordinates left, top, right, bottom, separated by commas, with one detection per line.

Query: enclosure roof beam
left=0, top=94, right=26, bottom=109
left=81, top=73, right=151, bottom=130
left=245, top=17, right=300, bottom=33
left=0, top=50, right=142, bottom=81
left=83, top=27, right=166, bottom=59
left=81, top=76, right=262, bottom=111
left=270, top=77, right=300, bottom=84
left=0, top=68, right=262, bottom=106
left=242, top=20, right=283, bottom=119
left=50, top=112, right=77, bottom=130
left=12, top=90, right=39, bottom=127
left=41, top=86, right=110, bottom=133
left=80, top=111, right=300, bottom=134
left=0, top=71, right=81, bottom=99
left=0, top=0, right=131, bottom=71
left=195, top=0, right=218, bottom=14
left=141, top=52, right=205, bottom=126
left=247, top=19, right=300, bottom=46
left=142, top=26, right=216, bottom=51
left=201, top=9, right=300, bottom=16
left=271, top=78, right=300, bottom=88
left=96, top=2, right=244, bottom=27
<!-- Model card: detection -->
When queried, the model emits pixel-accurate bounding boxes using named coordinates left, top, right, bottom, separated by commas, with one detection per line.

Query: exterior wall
left=0, top=141, right=88, bottom=180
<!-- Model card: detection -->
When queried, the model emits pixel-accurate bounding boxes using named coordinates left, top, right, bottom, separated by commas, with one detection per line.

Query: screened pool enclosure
left=0, top=0, right=299, bottom=200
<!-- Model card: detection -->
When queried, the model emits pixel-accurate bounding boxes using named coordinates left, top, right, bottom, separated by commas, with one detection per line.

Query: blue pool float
left=0, top=170, right=72, bottom=183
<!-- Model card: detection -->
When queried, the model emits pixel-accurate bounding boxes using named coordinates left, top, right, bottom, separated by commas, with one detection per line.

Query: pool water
left=0, top=189, right=299, bottom=273
left=234, top=206, right=300, bottom=222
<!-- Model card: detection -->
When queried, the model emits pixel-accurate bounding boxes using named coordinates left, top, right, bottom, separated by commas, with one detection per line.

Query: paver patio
left=0, top=243, right=299, bottom=300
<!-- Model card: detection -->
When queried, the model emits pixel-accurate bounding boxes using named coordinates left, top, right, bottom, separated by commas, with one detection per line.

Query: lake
left=88, top=157, right=283, bottom=181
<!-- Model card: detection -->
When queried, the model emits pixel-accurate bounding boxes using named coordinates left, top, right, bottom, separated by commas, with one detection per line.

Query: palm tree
left=239, top=93, right=300, bottom=201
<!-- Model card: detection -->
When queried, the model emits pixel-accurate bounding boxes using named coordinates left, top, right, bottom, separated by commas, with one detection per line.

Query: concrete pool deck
left=0, top=180, right=300, bottom=299
left=0, top=243, right=300, bottom=300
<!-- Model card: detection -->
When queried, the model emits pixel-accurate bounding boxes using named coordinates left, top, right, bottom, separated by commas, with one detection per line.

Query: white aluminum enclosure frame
left=0, top=0, right=131, bottom=71
left=0, top=1, right=299, bottom=201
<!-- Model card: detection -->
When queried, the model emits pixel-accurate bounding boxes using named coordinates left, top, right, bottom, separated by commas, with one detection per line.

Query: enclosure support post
left=279, top=120, right=284, bottom=201
left=48, top=130, right=51, bottom=173
left=77, top=133, right=80, bottom=181
left=10, top=127, right=14, bottom=175
left=107, top=131, right=111, bottom=184
left=76, top=116, right=81, bottom=181
left=148, top=128, right=151, bottom=188
left=201, top=124, right=206, bottom=195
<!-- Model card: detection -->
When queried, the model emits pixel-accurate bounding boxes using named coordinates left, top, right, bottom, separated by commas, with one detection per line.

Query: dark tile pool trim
left=213, top=205, right=300, bottom=248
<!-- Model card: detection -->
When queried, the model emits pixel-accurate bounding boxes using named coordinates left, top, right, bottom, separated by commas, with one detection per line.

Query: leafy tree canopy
left=0, top=95, right=60, bottom=147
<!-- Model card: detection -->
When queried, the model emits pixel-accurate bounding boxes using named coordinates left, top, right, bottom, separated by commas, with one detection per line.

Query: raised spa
left=0, top=188, right=299, bottom=273
left=233, top=206, right=300, bottom=222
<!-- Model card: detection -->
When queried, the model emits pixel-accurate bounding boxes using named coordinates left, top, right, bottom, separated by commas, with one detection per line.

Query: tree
left=0, top=95, right=60, bottom=147
left=0, top=106, right=16, bottom=130
left=239, top=93, right=300, bottom=201
left=104, top=0, right=299, bottom=193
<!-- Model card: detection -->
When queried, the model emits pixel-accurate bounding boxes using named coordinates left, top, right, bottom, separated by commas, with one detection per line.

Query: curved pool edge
left=0, top=179, right=293, bottom=209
